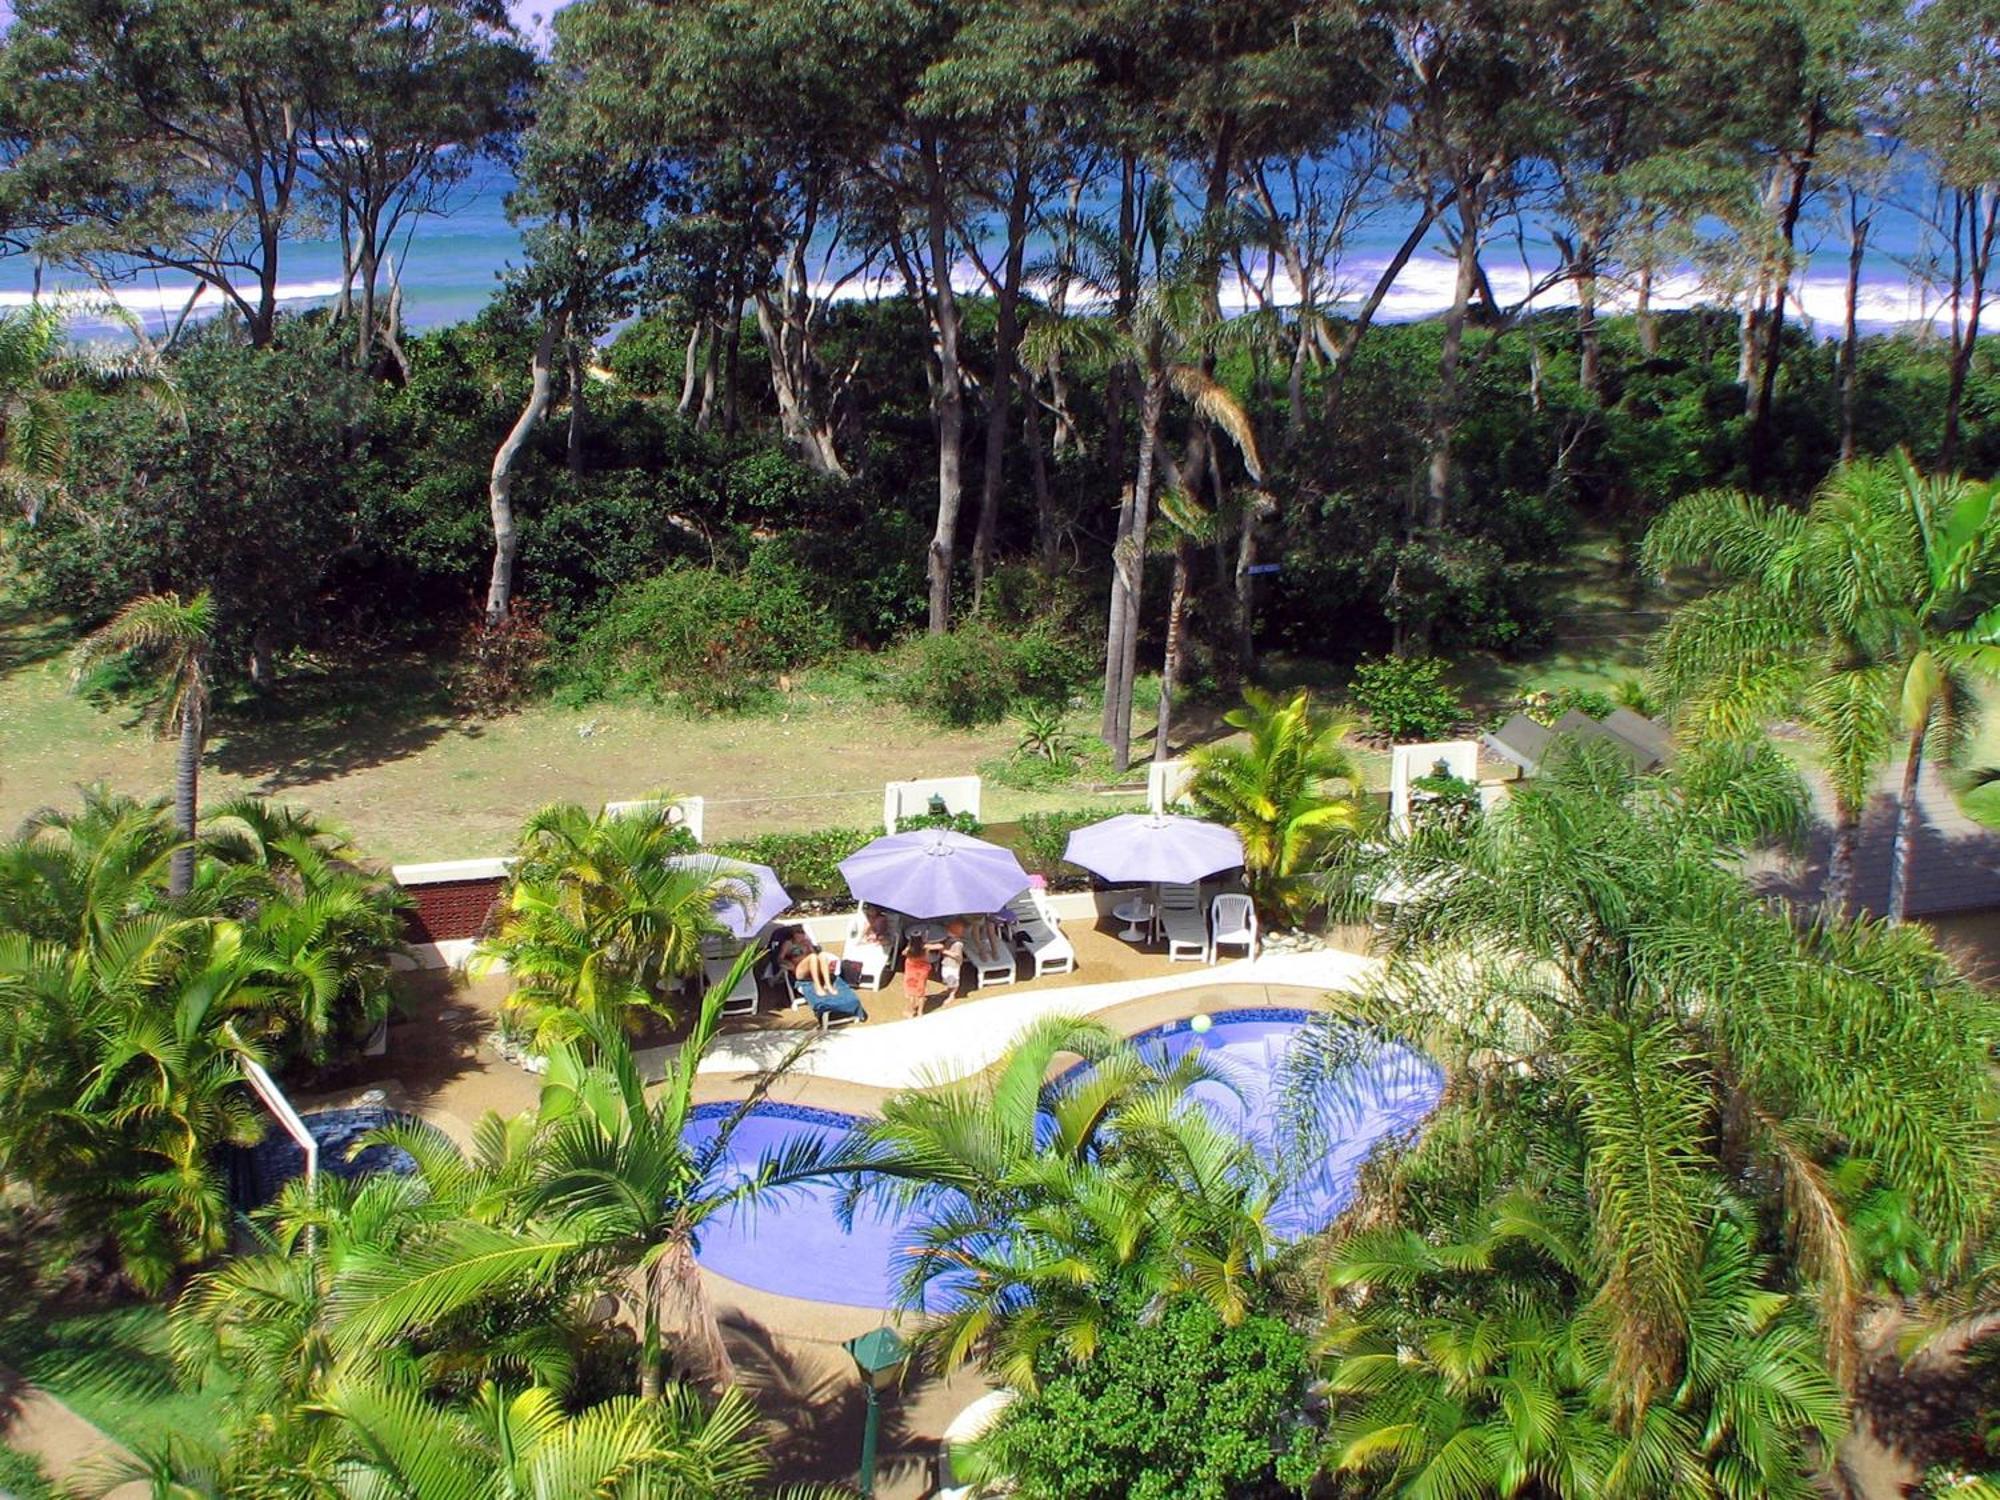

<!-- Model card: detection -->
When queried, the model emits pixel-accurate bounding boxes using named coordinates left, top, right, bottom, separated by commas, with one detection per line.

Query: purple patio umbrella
left=1062, top=813, right=1244, bottom=886
left=665, top=854, right=791, bottom=939
left=838, top=829, right=1031, bottom=920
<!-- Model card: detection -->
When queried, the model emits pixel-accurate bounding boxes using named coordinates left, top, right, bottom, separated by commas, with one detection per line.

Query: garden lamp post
left=928, top=792, right=949, bottom=818
left=843, top=1325, right=911, bottom=1497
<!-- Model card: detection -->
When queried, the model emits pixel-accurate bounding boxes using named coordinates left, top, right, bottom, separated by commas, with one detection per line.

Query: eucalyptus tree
left=1645, top=455, right=2000, bottom=921
left=0, top=0, right=322, bottom=344
left=301, top=0, right=533, bottom=377
left=1305, top=740, right=1997, bottom=1456
left=1902, top=0, right=2000, bottom=468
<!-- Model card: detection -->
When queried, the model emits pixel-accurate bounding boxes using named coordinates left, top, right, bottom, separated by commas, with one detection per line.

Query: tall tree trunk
left=1885, top=719, right=1928, bottom=926
left=971, top=156, right=1032, bottom=611
left=168, top=681, right=204, bottom=899
left=1942, top=188, right=1996, bottom=472
left=1104, top=153, right=1138, bottom=483
left=697, top=313, right=720, bottom=433
left=924, top=133, right=968, bottom=635
left=1636, top=260, right=1659, bottom=357
left=566, top=340, right=586, bottom=476
left=1824, top=813, right=1858, bottom=917
left=677, top=320, right=703, bottom=415
left=1105, top=378, right=1166, bottom=769
left=1425, top=185, right=1487, bottom=534
left=1840, top=202, right=1869, bottom=464
left=1154, top=538, right=1192, bottom=763
left=1323, top=196, right=1448, bottom=426
left=1749, top=111, right=1823, bottom=483
left=1575, top=226, right=1603, bottom=402
left=723, top=291, right=745, bottom=436
left=486, top=311, right=566, bottom=625
left=1020, top=366, right=1058, bottom=572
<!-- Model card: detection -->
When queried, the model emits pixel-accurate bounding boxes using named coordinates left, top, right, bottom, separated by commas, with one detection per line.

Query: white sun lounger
left=1015, top=896, right=1076, bottom=977
left=702, top=953, right=761, bottom=1017
left=841, top=909, right=893, bottom=990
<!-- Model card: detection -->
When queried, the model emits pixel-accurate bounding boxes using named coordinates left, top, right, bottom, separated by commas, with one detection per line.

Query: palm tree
left=0, top=301, right=173, bottom=524
left=1295, top=741, right=1997, bottom=1459
left=1025, top=195, right=1264, bottom=773
left=1644, top=453, right=2000, bottom=920
left=72, top=590, right=217, bottom=898
left=479, top=801, right=739, bottom=1046
left=859, top=1015, right=1274, bottom=1390
left=1320, top=1205, right=1844, bottom=1498
left=1185, top=687, right=1363, bottom=921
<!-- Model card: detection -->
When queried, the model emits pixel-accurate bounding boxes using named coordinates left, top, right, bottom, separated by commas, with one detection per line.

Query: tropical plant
left=0, top=301, right=172, bottom=525
left=1186, top=687, right=1363, bottom=920
left=72, top=589, right=216, bottom=897
left=479, top=800, right=739, bottom=1046
left=1294, top=742, right=2000, bottom=1487
left=1014, top=701, right=1078, bottom=765
left=859, top=1015, right=1274, bottom=1391
left=1644, top=453, right=2000, bottom=919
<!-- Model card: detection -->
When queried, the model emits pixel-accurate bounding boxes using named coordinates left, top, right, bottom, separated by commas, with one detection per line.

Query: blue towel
left=804, top=975, right=865, bottom=1021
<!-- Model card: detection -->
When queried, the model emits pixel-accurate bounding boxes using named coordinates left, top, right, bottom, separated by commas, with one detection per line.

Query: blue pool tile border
left=688, top=1098, right=868, bottom=1130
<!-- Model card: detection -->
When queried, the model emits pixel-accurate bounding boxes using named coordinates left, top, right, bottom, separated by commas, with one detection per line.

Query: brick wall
left=402, top=877, right=505, bottom=944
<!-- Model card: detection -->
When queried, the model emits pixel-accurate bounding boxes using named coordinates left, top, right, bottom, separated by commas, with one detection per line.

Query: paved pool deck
left=684, top=947, right=1381, bottom=1090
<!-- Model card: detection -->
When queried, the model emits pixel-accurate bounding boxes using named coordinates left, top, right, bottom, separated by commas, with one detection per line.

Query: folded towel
left=804, top=975, right=865, bottom=1020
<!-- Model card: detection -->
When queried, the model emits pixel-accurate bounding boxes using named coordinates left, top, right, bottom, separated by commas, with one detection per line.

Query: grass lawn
left=0, top=1297, right=231, bottom=1457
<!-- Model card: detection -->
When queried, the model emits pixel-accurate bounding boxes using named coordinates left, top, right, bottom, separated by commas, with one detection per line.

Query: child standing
left=901, top=932, right=932, bottom=1019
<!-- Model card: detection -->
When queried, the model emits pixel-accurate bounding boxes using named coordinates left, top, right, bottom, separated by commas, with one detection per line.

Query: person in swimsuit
left=902, top=932, right=932, bottom=1018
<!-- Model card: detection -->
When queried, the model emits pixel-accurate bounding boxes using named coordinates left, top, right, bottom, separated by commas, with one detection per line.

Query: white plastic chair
left=841, top=909, right=893, bottom=990
left=1208, top=893, right=1258, bottom=963
left=1157, top=883, right=1209, bottom=963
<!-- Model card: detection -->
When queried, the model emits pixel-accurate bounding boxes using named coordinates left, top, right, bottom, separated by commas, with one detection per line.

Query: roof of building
left=1482, top=708, right=1670, bottom=776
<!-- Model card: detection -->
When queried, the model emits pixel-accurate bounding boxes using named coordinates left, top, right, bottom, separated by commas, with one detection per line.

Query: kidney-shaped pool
left=681, top=1005, right=1443, bottom=1310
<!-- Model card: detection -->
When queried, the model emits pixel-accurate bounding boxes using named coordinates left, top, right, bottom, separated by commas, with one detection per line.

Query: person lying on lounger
left=775, top=925, right=838, bottom=993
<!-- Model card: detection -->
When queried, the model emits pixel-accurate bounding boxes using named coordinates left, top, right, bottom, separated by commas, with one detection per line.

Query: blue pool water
left=683, top=1008, right=1443, bottom=1310
left=228, top=1105, right=418, bottom=1209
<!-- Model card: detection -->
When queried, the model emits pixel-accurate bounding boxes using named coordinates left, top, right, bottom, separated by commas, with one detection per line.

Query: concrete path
left=682, top=949, right=1380, bottom=1090
left=0, top=1364, right=144, bottom=1497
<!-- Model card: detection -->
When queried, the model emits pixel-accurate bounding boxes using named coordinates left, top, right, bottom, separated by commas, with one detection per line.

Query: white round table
left=1112, top=897, right=1154, bottom=942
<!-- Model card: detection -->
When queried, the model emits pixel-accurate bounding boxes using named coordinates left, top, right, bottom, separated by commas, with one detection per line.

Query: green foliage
left=1016, top=809, right=1103, bottom=886
left=0, top=787, right=406, bottom=1288
left=977, top=1296, right=1317, bottom=1500
left=1348, top=655, right=1465, bottom=742
left=1188, top=689, right=1363, bottom=919
left=708, top=826, right=874, bottom=901
left=480, top=801, right=734, bottom=1046
left=1407, top=763, right=1481, bottom=833
left=893, top=810, right=983, bottom=835
left=555, top=559, right=840, bottom=712
left=0, top=1445, right=57, bottom=1500
left=893, top=623, right=1085, bottom=729
left=1521, top=684, right=1618, bottom=724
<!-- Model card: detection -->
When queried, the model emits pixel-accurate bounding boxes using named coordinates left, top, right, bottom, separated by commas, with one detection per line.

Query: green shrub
left=894, top=624, right=1090, bottom=729
left=0, top=1444, right=57, bottom=1499
left=894, top=630, right=1024, bottom=727
left=556, top=561, right=840, bottom=712
left=1349, top=655, right=1465, bottom=741
left=708, top=827, right=874, bottom=900
left=1522, top=684, right=1617, bottom=726
left=894, top=810, right=984, bottom=835
left=1018, top=809, right=1104, bottom=886
left=979, top=1295, right=1317, bottom=1500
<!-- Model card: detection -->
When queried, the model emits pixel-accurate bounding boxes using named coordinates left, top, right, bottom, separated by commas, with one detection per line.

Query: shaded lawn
left=0, top=1300, right=231, bottom=1457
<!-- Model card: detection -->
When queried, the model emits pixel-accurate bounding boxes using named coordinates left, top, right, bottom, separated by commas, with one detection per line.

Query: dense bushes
left=1017, top=809, right=1103, bottom=886
left=1347, top=655, right=1465, bottom=741
left=893, top=623, right=1090, bottom=728
left=556, top=558, right=842, bottom=710
left=708, top=827, right=875, bottom=901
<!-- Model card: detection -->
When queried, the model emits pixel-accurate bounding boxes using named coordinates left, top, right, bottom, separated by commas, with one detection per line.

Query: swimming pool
left=684, top=1006, right=1443, bottom=1310
left=226, top=1105, right=419, bottom=1210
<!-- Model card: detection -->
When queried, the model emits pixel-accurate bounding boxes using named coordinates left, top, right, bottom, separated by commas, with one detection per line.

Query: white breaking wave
left=0, top=257, right=1957, bottom=337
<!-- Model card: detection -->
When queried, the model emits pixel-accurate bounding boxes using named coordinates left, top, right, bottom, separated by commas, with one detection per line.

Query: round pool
left=685, top=1007, right=1443, bottom=1309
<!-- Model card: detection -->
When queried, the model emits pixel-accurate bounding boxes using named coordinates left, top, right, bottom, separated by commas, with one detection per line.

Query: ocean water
left=0, top=156, right=1956, bottom=342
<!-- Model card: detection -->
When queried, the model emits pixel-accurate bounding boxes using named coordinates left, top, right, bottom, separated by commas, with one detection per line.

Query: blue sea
left=0, top=157, right=1955, bottom=343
